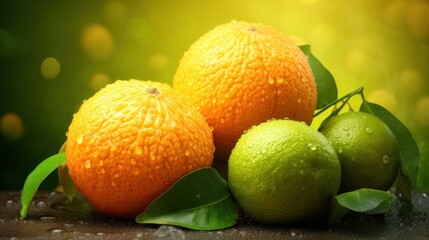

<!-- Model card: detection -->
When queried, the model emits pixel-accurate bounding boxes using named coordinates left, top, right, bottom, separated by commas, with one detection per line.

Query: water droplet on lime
left=307, top=143, right=316, bottom=151
left=365, top=127, right=373, bottom=134
left=382, top=155, right=390, bottom=164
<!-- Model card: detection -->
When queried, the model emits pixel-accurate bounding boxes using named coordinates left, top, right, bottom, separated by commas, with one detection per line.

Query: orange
left=65, top=80, right=214, bottom=218
left=173, top=20, right=317, bottom=161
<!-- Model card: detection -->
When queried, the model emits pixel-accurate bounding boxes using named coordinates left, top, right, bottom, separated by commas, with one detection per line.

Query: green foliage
left=299, top=45, right=337, bottom=109
left=136, top=168, right=238, bottom=230
left=20, top=152, right=66, bottom=219
left=329, top=188, right=396, bottom=224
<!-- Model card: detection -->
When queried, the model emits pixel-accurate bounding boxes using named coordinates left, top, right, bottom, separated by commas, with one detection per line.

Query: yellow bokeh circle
left=81, top=24, right=114, bottom=60
left=0, top=112, right=24, bottom=141
left=40, top=57, right=61, bottom=79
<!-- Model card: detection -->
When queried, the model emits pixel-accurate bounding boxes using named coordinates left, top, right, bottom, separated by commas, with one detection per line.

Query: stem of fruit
left=314, top=86, right=364, bottom=118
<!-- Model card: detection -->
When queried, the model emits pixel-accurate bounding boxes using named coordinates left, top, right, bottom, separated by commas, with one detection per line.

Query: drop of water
left=307, top=143, right=316, bottom=151
left=135, top=147, right=143, bottom=155
left=382, top=155, right=390, bottom=164
left=154, top=225, right=185, bottom=239
left=5, top=200, right=14, bottom=207
left=365, top=127, right=373, bottom=134
left=343, top=126, right=349, bottom=131
left=185, top=150, right=191, bottom=156
left=84, top=160, right=91, bottom=169
left=276, top=77, right=284, bottom=83
left=268, top=78, right=274, bottom=84
left=76, top=134, right=85, bottom=144
left=40, top=216, right=56, bottom=221
left=36, top=200, right=47, bottom=208
left=49, top=228, right=63, bottom=234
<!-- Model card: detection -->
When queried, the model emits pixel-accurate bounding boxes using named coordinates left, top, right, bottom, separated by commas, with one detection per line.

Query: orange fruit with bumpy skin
left=66, top=80, right=214, bottom=218
left=173, top=20, right=317, bottom=161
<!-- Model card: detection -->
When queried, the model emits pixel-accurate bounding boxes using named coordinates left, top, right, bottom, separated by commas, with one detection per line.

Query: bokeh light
left=81, top=24, right=114, bottom=61
left=103, top=0, right=128, bottom=22
left=415, top=96, right=429, bottom=127
left=40, top=57, right=61, bottom=79
left=0, top=113, right=24, bottom=141
left=397, top=68, right=424, bottom=100
left=90, top=72, right=112, bottom=92
left=366, top=89, right=399, bottom=114
left=126, top=17, right=150, bottom=41
left=405, top=0, right=429, bottom=39
left=149, top=53, right=170, bottom=71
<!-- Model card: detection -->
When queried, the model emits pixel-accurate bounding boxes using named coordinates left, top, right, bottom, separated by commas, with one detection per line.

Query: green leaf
left=57, top=142, right=81, bottom=202
left=299, top=44, right=337, bottom=109
left=360, top=100, right=420, bottom=189
left=20, top=152, right=66, bottom=219
left=136, top=167, right=238, bottom=230
left=329, top=188, right=396, bottom=224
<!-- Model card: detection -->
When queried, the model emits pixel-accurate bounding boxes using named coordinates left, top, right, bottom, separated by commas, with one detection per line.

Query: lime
left=228, top=119, right=341, bottom=225
left=319, top=111, right=400, bottom=193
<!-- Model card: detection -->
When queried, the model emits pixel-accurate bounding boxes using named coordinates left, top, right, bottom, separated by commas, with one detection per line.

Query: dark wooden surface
left=1, top=191, right=428, bottom=239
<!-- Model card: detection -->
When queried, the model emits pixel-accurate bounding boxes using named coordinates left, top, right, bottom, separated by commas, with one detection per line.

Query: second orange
left=173, top=20, right=317, bottom=161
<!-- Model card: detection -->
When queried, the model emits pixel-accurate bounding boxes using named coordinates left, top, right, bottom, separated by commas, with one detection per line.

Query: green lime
left=228, top=119, right=341, bottom=225
left=319, top=111, right=400, bottom=193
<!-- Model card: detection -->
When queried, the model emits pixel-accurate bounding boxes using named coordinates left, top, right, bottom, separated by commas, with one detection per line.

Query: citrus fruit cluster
left=65, top=20, right=318, bottom=218
left=64, top=20, right=400, bottom=225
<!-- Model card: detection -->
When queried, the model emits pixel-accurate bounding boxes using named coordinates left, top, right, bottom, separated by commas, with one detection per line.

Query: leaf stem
left=314, top=86, right=364, bottom=118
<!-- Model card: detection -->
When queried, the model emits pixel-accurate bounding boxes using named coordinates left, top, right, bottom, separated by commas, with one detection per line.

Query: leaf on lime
left=136, top=167, right=238, bottom=230
left=329, top=188, right=396, bottom=224
left=20, top=152, right=66, bottom=219
left=299, top=44, right=337, bottom=109
left=360, top=100, right=420, bottom=190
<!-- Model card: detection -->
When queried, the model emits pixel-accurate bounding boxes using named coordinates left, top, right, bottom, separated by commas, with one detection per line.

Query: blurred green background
left=1, top=0, right=429, bottom=190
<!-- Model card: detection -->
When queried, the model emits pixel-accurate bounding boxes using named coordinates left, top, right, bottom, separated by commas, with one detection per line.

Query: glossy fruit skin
left=320, top=111, right=400, bottom=193
left=66, top=80, right=214, bottom=218
left=228, top=119, right=341, bottom=225
left=173, top=20, right=317, bottom=162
